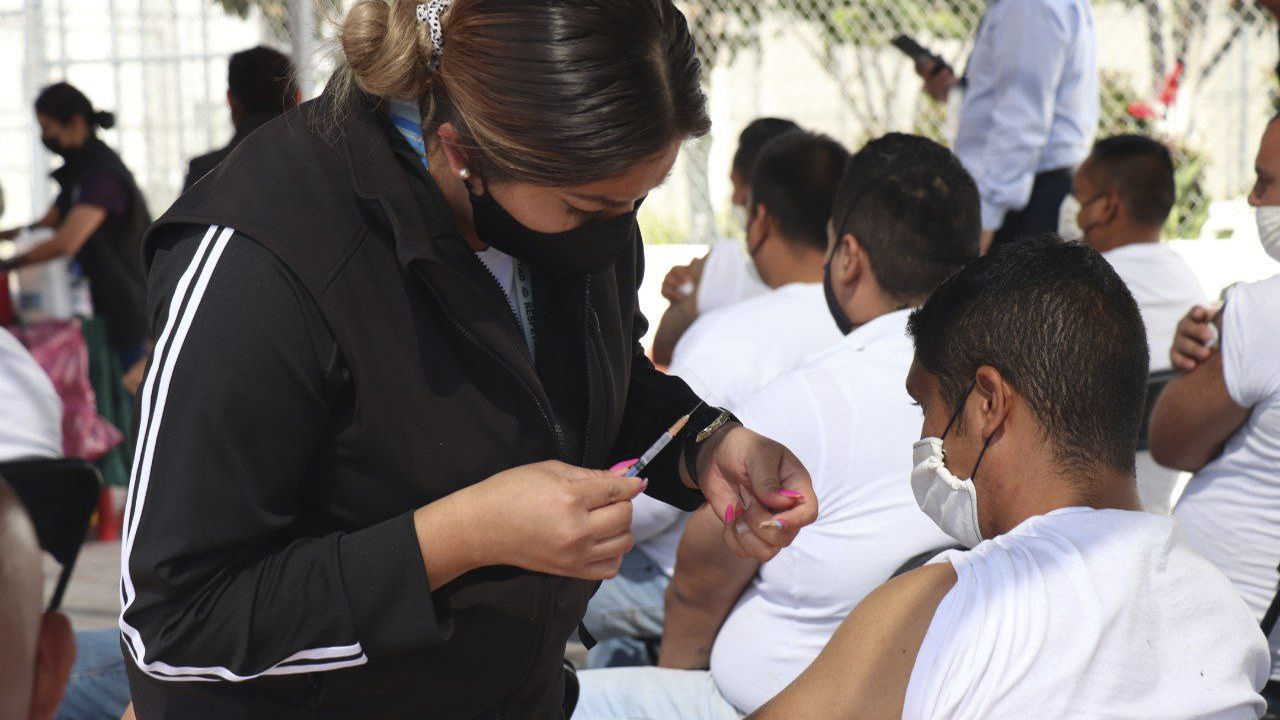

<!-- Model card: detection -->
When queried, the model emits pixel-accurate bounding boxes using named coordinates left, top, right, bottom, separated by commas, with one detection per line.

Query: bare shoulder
left=748, top=561, right=959, bottom=720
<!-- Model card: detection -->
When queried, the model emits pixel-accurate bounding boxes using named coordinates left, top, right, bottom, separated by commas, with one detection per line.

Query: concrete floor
left=47, top=540, right=590, bottom=666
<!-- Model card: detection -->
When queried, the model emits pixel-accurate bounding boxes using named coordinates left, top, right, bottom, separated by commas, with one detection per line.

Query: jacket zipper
left=586, top=303, right=614, bottom=454
left=580, top=277, right=595, bottom=467
left=472, top=252, right=535, bottom=367
left=499, top=278, right=597, bottom=718
left=418, top=278, right=568, bottom=458
left=420, top=273, right=572, bottom=716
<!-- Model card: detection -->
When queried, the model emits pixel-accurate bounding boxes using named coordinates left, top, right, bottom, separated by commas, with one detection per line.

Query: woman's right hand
left=415, top=461, right=644, bottom=588
left=1170, top=304, right=1220, bottom=372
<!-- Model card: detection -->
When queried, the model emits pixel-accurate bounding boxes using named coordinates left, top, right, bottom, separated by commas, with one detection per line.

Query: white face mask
left=910, top=384, right=989, bottom=548
left=1256, top=205, right=1280, bottom=263
left=1057, top=194, right=1083, bottom=241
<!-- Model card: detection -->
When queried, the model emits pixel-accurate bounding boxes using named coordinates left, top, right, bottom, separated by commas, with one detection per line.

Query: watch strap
left=679, top=404, right=738, bottom=489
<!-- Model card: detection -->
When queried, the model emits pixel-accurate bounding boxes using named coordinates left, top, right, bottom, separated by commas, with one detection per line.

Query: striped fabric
left=388, top=99, right=428, bottom=167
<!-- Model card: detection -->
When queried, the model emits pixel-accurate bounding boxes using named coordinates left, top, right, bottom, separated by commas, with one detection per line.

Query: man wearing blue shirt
left=919, top=0, right=1099, bottom=251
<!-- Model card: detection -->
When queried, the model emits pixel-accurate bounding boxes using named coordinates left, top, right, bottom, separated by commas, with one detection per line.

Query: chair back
left=0, top=457, right=102, bottom=611
left=1137, top=369, right=1178, bottom=451
left=891, top=544, right=965, bottom=578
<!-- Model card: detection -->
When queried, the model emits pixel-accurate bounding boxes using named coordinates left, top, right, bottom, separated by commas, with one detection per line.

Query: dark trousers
left=991, top=167, right=1074, bottom=248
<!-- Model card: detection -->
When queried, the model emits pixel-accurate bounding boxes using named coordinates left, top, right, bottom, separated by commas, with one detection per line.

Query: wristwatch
left=679, top=402, right=738, bottom=489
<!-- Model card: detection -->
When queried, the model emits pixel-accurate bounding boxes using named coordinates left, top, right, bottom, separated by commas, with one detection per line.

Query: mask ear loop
left=940, top=380, right=977, bottom=441
left=941, top=379, right=994, bottom=479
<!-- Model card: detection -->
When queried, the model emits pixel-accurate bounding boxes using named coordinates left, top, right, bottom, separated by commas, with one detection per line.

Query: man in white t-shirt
left=573, top=134, right=981, bottom=719
left=1072, top=134, right=1205, bottom=372
left=1069, top=134, right=1206, bottom=514
left=745, top=238, right=1267, bottom=720
left=0, top=327, right=62, bottom=462
left=582, top=128, right=848, bottom=669
left=651, top=118, right=796, bottom=366
left=1154, top=114, right=1280, bottom=712
left=667, top=128, right=849, bottom=411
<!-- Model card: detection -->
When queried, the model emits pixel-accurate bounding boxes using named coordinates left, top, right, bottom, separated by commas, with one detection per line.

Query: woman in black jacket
left=120, top=1, right=816, bottom=717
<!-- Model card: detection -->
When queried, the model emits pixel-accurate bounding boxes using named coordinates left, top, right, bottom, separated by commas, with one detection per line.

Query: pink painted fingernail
left=611, top=459, right=639, bottom=474
left=724, top=505, right=735, bottom=524
left=776, top=490, right=803, bottom=499
left=760, top=518, right=787, bottom=531
left=638, top=478, right=649, bottom=493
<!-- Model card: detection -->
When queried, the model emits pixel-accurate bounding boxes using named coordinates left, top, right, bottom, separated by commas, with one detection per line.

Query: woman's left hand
left=693, top=425, right=817, bottom=562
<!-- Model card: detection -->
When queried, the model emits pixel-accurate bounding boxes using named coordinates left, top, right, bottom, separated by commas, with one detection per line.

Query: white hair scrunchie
left=417, top=0, right=453, bottom=72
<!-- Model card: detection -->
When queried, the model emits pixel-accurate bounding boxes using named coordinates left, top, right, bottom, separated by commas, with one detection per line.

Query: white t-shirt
left=709, top=310, right=954, bottom=713
left=695, top=240, right=768, bottom=315
left=1103, top=242, right=1206, bottom=372
left=904, top=507, right=1269, bottom=720
left=1175, top=274, right=1280, bottom=680
left=669, top=282, right=841, bottom=412
left=0, top=327, right=63, bottom=461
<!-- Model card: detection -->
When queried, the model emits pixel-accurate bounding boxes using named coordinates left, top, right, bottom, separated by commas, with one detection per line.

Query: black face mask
left=823, top=257, right=855, bottom=335
left=42, top=135, right=69, bottom=159
left=468, top=188, right=637, bottom=275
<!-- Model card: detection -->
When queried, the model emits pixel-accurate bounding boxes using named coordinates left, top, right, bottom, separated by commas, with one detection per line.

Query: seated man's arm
left=1150, top=311, right=1250, bottom=472
left=658, top=503, right=759, bottom=669
left=748, top=563, right=958, bottom=720
left=652, top=296, right=697, bottom=368
left=651, top=256, right=706, bottom=367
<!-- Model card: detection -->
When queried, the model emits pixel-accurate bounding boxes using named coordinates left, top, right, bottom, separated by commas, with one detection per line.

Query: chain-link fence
left=649, top=0, right=1279, bottom=243
left=2, top=0, right=1275, bottom=241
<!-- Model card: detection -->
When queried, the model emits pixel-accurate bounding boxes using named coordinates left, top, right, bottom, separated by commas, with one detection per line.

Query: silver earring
left=459, top=168, right=471, bottom=180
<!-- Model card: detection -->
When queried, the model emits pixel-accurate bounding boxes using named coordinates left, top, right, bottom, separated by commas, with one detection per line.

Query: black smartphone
left=892, top=34, right=951, bottom=73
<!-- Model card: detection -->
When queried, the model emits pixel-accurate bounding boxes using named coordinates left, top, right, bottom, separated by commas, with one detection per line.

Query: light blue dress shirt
left=953, top=0, right=1099, bottom=231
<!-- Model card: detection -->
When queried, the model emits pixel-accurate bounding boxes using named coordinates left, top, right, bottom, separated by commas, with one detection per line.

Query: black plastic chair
left=0, top=457, right=103, bottom=611
left=1137, top=369, right=1178, bottom=452
left=891, top=544, right=964, bottom=578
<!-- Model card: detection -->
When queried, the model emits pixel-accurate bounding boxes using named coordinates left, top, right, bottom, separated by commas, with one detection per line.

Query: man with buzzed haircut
left=748, top=238, right=1268, bottom=720
left=0, top=477, right=76, bottom=720
left=1070, top=134, right=1205, bottom=374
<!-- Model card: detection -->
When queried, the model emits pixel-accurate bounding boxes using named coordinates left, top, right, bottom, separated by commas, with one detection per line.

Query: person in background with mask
left=651, top=118, right=797, bottom=366
left=748, top=237, right=1269, bottom=720
left=1069, top=134, right=1205, bottom=515
left=0, top=83, right=151, bottom=373
left=1071, top=135, right=1205, bottom=373
left=573, top=134, right=979, bottom=720
left=182, top=46, right=301, bottom=192
left=580, top=128, right=845, bottom=670
left=118, top=1, right=816, bottom=717
left=666, top=129, right=848, bottom=410
left=1152, top=113, right=1280, bottom=715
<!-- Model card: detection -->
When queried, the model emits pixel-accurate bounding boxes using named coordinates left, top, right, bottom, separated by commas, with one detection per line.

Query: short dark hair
left=749, top=129, right=850, bottom=252
left=1085, top=134, right=1176, bottom=227
left=831, top=133, right=981, bottom=305
left=907, top=236, right=1149, bottom=477
left=731, top=118, right=801, bottom=179
left=228, top=46, right=299, bottom=117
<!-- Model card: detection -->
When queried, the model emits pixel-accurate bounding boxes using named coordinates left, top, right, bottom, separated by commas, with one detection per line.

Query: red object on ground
left=97, top=486, right=122, bottom=541
left=0, top=272, right=14, bottom=326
